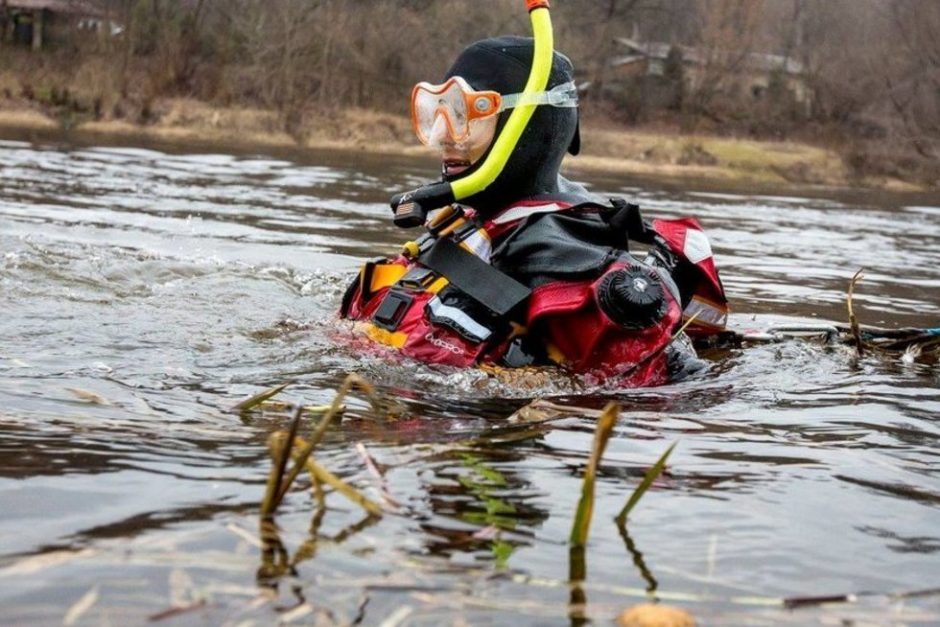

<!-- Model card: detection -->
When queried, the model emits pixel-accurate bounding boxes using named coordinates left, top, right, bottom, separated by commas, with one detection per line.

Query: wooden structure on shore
left=610, top=36, right=812, bottom=113
left=1, top=0, right=104, bottom=50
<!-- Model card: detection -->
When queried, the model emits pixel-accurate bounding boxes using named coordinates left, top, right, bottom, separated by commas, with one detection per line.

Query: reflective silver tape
left=459, top=229, right=492, bottom=262
left=683, top=296, right=728, bottom=328
left=491, top=202, right=565, bottom=225
left=427, top=297, right=492, bottom=341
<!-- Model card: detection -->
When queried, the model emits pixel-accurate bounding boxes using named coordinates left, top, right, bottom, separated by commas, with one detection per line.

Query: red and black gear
left=339, top=198, right=728, bottom=387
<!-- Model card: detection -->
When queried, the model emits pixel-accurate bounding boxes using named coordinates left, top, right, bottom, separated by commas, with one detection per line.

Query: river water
left=0, top=136, right=938, bottom=625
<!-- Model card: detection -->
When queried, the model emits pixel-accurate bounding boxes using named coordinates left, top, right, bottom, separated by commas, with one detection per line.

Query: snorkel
left=391, top=0, right=554, bottom=228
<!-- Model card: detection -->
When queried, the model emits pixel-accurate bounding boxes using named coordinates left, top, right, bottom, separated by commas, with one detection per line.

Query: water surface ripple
left=1, top=138, right=938, bottom=625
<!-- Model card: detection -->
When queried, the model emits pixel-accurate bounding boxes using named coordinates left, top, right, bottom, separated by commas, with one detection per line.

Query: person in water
left=340, top=37, right=728, bottom=386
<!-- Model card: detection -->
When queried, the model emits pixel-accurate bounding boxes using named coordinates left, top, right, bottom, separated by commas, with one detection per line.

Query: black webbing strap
left=419, top=237, right=531, bottom=317
left=599, top=198, right=655, bottom=245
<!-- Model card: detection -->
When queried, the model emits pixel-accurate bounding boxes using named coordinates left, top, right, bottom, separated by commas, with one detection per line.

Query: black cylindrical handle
left=390, top=182, right=456, bottom=229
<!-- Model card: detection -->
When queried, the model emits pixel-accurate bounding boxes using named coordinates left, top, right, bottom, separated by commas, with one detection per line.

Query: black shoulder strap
left=419, top=237, right=531, bottom=317
left=599, top=198, right=656, bottom=245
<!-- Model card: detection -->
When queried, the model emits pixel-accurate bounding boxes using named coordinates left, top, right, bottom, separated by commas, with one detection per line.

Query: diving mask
left=411, top=76, right=578, bottom=148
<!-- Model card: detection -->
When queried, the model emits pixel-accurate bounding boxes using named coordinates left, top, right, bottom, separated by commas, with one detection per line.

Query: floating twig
left=506, top=399, right=604, bottom=424
left=569, top=402, right=619, bottom=548
left=259, top=400, right=340, bottom=416
left=672, top=312, right=702, bottom=342
left=356, top=442, right=401, bottom=508
left=225, top=523, right=263, bottom=549
left=355, top=442, right=384, bottom=480
left=63, top=585, right=99, bottom=626
left=783, top=593, right=856, bottom=609
left=615, top=442, right=677, bottom=527
left=893, top=587, right=940, bottom=600
left=277, top=602, right=314, bottom=622
left=65, top=388, right=110, bottom=405
left=147, top=599, right=207, bottom=622
left=233, top=382, right=291, bottom=413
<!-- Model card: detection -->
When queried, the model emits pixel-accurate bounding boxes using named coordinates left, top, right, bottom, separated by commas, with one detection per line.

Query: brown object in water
left=617, top=603, right=695, bottom=627
left=847, top=268, right=865, bottom=356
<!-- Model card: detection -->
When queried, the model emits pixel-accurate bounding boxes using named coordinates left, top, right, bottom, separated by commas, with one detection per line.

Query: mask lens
left=412, top=77, right=499, bottom=147
left=413, top=80, right=470, bottom=146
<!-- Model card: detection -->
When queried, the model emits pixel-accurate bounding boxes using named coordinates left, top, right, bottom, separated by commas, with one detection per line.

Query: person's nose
left=428, top=115, right=451, bottom=147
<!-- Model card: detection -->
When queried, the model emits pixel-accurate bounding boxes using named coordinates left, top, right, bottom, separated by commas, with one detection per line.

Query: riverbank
left=0, top=97, right=924, bottom=192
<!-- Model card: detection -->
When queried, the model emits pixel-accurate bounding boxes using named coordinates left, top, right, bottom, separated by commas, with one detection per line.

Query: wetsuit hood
left=443, top=36, right=582, bottom=215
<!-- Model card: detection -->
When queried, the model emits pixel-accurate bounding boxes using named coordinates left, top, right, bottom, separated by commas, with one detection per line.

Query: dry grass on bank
left=573, top=126, right=852, bottom=188
left=0, top=94, right=925, bottom=191
left=137, top=100, right=421, bottom=152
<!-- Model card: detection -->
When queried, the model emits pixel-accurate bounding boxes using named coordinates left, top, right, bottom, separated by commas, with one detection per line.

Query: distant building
left=1, top=0, right=107, bottom=50
left=610, top=36, right=812, bottom=113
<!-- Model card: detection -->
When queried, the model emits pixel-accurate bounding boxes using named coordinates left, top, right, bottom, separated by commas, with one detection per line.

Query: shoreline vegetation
left=0, top=98, right=921, bottom=193
left=2, top=0, right=937, bottom=193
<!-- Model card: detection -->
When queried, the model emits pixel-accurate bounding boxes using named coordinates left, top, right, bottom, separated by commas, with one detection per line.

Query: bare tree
left=7, top=0, right=938, bottom=181
left=685, top=0, right=766, bottom=121
left=882, top=0, right=940, bottom=157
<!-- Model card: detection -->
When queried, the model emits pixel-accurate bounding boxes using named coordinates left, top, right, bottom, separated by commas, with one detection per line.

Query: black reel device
left=597, top=265, right=669, bottom=330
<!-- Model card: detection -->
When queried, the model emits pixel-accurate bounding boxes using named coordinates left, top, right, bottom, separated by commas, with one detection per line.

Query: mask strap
left=499, top=81, right=578, bottom=111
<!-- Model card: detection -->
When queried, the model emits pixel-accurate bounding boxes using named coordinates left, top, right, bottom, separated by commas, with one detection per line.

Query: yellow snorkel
left=391, top=0, right=555, bottom=228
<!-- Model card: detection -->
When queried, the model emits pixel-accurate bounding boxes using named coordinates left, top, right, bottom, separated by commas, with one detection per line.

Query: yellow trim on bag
left=364, top=263, right=408, bottom=293
left=359, top=322, right=408, bottom=349
left=426, top=277, right=449, bottom=294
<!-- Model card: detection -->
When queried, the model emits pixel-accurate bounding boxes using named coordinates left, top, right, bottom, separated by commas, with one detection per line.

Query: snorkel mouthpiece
left=390, top=0, right=555, bottom=228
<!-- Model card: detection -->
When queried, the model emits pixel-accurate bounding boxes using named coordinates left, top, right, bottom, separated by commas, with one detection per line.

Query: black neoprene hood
left=443, top=36, right=581, bottom=214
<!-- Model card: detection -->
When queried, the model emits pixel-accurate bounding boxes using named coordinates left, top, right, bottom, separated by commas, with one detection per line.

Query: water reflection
left=420, top=451, right=548, bottom=562
left=0, top=137, right=938, bottom=624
